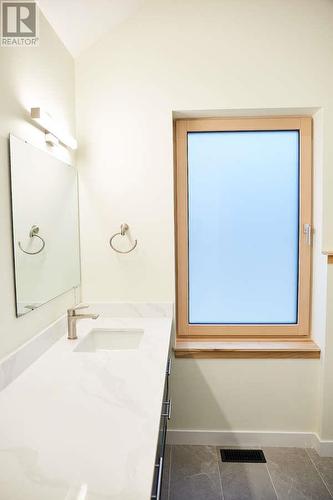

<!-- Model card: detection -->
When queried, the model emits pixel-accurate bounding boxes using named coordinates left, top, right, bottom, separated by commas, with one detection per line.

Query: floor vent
left=220, top=448, right=266, bottom=463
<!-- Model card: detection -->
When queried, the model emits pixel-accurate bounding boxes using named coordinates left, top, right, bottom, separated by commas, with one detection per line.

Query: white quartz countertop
left=0, top=316, right=172, bottom=500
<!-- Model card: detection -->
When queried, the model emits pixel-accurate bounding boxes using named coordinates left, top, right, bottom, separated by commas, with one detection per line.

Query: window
left=175, top=117, right=312, bottom=339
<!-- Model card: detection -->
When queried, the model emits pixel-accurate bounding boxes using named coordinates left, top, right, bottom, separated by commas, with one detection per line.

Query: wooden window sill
left=174, top=340, right=320, bottom=359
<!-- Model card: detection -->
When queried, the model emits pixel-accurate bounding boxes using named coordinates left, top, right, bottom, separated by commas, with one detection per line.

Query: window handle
left=303, top=224, right=312, bottom=246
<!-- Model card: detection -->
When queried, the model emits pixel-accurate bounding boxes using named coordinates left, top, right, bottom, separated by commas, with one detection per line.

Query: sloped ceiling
left=38, top=0, right=145, bottom=57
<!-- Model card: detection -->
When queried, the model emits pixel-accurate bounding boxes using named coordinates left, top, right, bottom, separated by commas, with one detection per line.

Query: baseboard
left=313, top=433, right=333, bottom=457
left=167, top=430, right=333, bottom=457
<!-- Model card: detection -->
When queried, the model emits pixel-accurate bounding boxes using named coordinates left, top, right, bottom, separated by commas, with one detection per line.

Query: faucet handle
left=67, top=304, right=89, bottom=316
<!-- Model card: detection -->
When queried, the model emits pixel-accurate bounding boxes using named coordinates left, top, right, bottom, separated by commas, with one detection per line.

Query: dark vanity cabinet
left=151, top=357, right=172, bottom=499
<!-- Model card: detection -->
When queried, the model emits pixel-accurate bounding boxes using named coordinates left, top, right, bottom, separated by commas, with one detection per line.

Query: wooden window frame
left=175, top=116, right=312, bottom=340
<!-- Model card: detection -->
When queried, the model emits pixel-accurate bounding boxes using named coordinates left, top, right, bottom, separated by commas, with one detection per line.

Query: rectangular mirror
left=9, top=135, right=81, bottom=316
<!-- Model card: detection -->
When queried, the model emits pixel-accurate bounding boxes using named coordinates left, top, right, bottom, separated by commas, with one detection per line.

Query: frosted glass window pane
left=188, top=130, right=299, bottom=324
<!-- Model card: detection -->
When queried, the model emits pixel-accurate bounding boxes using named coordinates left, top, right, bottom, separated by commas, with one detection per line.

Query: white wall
left=76, top=0, right=333, bottom=437
left=170, top=359, right=319, bottom=432
left=0, top=12, right=78, bottom=360
left=319, top=268, right=333, bottom=440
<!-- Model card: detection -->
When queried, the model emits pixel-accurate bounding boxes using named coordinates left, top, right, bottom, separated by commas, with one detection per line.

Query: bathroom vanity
left=0, top=132, right=174, bottom=499
left=0, top=311, right=172, bottom=500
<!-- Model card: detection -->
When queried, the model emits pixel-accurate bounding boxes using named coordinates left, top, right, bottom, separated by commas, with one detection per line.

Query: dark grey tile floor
left=161, top=445, right=333, bottom=500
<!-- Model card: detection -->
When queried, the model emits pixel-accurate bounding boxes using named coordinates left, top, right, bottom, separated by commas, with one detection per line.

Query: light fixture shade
left=31, top=107, right=78, bottom=150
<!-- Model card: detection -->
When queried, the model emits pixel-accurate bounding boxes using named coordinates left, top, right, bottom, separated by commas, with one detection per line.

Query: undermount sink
left=74, top=328, right=143, bottom=352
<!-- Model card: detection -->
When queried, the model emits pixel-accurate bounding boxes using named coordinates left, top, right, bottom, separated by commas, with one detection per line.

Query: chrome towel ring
left=18, top=225, right=46, bottom=255
left=109, top=223, right=137, bottom=254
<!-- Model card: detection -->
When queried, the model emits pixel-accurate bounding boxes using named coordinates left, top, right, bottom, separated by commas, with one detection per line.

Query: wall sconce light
left=45, top=132, right=59, bottom=147
left=31, top=107, right=78, bottom=150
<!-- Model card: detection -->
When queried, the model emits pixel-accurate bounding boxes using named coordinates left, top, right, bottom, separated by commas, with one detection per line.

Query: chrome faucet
left=67, top=305, right=99, bottom=340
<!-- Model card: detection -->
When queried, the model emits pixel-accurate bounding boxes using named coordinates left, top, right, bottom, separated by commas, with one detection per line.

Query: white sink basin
left=74, top=328, right=143, bottom=352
